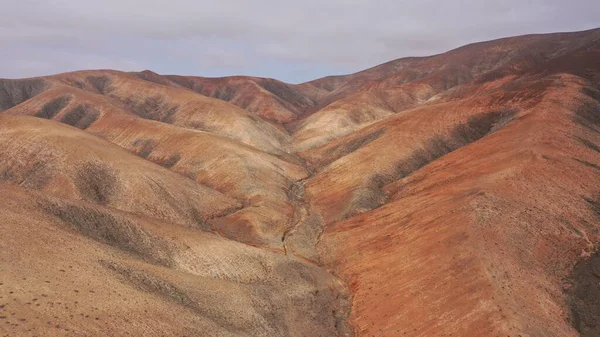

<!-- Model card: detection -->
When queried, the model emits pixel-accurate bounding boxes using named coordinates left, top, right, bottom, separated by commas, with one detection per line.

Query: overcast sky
left=1, top=0, right=599, bottom=83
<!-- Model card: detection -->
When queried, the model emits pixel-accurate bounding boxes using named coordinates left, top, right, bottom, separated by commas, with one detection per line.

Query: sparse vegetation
left=60, top=104, right=100, bottom=129
left=213, top=86, right=236, bottom=101
left=573, top=87, right=600, bottom=130
left=0, top=79, right=48, bottom=111
left=0, top=159, right=53, bottom=189
left=40, top=199, right=173, bottom=266
left=159, top=153, right=181, bottom=168
left=342, top=109, right=518, bottom=219
left=576, top=137, right=600, bottom=153
left=74, top=162, right=119, bottom=205
left=323, top=128, right=385, bottom=164
left=122, top=96, right=178, bottom=123
left=568, top=248, right=600, bottom=337
left=102, top=261, right=197, bottom=310
left=392, top=108, right=518, bottom=182
left=131, top=139, right=155, bottom=158
left=1, top=28, right=600, bottom=337
left=86, top=76, right=112, bottom=94
left=34, top=96, right=72, bottom=119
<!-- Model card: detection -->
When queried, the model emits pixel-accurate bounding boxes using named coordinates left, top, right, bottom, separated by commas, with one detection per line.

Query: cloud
left=0, top=45, right=142, bottom=78
left=0, top=0, right=599, bottom=82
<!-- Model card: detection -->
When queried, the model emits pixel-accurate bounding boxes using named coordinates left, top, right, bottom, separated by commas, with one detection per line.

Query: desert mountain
left=1, top=28, right=600, bottom=336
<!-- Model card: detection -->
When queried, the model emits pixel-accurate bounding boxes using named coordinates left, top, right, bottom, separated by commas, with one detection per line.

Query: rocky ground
left=1, top=28, right=600, bottom=336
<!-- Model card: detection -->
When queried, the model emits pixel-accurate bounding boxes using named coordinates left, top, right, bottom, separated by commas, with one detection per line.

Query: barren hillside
left=1, top=28, right=600, bottom=337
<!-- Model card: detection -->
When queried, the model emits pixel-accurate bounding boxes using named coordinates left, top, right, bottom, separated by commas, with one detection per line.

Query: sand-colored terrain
left=1, top=28, right=600, bottom=336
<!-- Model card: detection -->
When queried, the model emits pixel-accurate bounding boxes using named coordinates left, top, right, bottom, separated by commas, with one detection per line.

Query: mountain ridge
left=1, top=27, right=600, bottom=336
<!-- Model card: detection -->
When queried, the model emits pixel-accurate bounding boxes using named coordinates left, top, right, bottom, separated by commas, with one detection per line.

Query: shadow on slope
left=568, top=240, right=600, bottom=337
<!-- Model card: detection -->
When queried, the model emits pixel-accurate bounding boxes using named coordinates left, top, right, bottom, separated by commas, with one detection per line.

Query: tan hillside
left=1, top=28, right=600, bottom=337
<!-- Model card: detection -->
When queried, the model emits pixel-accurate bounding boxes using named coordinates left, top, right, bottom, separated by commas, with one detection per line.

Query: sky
left=1, top=0, right=599, bottom=83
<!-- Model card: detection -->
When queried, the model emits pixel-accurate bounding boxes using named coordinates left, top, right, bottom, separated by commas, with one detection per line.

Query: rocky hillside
left=1, top=28, right=599, bottom=336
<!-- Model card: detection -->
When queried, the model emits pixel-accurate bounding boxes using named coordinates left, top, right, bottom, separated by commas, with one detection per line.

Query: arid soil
left=1, top=28, right=600, bottom=336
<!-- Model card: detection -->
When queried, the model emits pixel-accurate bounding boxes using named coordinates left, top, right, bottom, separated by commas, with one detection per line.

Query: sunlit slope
left=0, top=183, right=350, bottom=337
left=1, top=27, right=599, bottom=337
